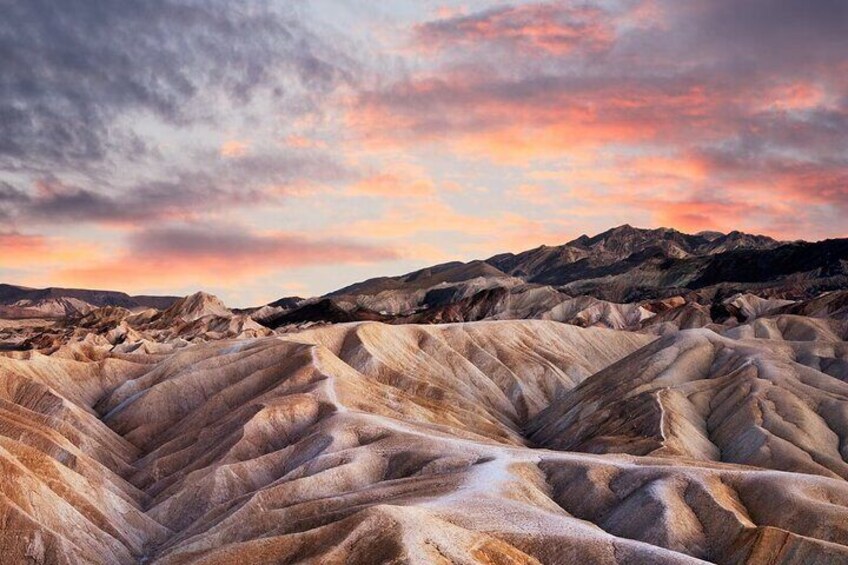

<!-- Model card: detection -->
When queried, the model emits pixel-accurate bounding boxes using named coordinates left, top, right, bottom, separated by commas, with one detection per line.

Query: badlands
left=1, top=226, right=848, bottom=564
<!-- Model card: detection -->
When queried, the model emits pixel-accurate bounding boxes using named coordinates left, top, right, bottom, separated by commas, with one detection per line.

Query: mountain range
left=1, top=226, right=848, bottom=564
left=265, top=225, right=848, bottom=328
left=4, top=226, right=847, bottom=328
left=0, top=284, right=179, bottom=319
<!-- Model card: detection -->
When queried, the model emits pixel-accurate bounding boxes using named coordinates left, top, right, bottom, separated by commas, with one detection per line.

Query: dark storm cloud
left=0, top=0, right=351, bottom=169
left=0, top=182, right=25, bottom=221
left=0, top=182, right=27, bottom=203
left=667, top=0, right=848, bottom=70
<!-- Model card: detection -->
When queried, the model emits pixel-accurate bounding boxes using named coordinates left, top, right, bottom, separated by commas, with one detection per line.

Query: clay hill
left=1, top=225, right=848, bottom=564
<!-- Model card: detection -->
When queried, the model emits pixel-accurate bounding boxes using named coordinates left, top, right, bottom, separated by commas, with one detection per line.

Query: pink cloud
left=415, top=3, right=615, bottom=56
left=347, top=164, right=437, bottom=198
left=219, top=139, right=250, bottom=158
left=51, top=225, right=398, bottom=291
left=0, top=231, right=102, bottom=269
left=346, top=0, right=848, bottom=240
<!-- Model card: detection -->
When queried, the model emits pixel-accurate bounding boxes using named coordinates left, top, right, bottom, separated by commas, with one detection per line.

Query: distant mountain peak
left=160, top=291, right=231, bottom=322
left=301, top=224, right=796, bottom=315
left=696, top=230, right=724, bottom=241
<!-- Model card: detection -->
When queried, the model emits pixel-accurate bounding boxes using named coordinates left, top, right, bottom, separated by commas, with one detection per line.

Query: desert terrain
left=1, top=227, right=848, bottom=564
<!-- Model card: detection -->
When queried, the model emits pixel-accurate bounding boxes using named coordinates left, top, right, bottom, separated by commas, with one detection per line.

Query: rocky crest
left=265, top=226, right=847, bottom=330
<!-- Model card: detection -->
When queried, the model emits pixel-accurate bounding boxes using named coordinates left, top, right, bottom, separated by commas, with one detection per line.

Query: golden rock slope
left=1, top=320, right=847, bottom=564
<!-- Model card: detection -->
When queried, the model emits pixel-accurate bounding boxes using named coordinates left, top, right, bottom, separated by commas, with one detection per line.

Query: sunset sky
left=1, top=0, right=846, bottom=306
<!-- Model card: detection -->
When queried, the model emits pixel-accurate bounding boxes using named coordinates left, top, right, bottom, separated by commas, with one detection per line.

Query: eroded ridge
left=1, top=320, right=847, bottom=564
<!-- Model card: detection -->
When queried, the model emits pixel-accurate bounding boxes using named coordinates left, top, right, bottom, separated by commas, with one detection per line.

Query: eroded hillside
left=1, top=317, right=847, bottom=564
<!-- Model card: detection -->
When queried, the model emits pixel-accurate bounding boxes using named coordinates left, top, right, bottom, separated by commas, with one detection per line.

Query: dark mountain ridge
left=487, top=224, right=782, bottom=283
left=0, top=283, right=180, bottom=312
left=267, top=225, right=847, bottom=328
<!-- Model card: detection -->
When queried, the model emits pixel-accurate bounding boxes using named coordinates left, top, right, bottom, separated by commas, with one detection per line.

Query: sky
left=1, top=0, right=846, bottom=306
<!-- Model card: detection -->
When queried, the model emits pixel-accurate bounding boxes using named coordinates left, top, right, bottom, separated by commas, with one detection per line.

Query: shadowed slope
left=0, top=351, right=169, bottom=563
left=530, top=324, right=848, bottom=480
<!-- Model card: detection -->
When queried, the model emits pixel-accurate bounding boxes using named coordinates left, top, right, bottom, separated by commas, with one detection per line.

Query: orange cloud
left=335, top=199, right=571, bottom=255
left=524, top=148, right=832, bottom=239
left=283, top=135, right=327, bottom=149
left=0, top=232, right=102, bottom=269
left=625, top=154, right=709, bottom=183
left=350, top=77, right=723, bottom=163
left=510, top=184, right=551, bottom=205
left=219, top=139, right=250, bottom=158
left=50, top=226, right=397, bottom=293
left=525, top=152, right=707, bottom=196
left=650, top=199, right=777, bottom=235
left=434, top=6, right=464, bottom=19
left=348, top=164, right=436, bottom=198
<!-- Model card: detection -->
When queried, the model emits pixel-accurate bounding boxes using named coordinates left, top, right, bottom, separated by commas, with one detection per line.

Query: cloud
left=349, top=0, right=848, bottom=238
left=509, top=184, right=552, bottom=205
left=52, top=223, right=399, bottom=290
left=352, top=71, right=729, bottom=160
left=283, top=135, right=327, bottom=149
left=1, top=147, right=351, bottom=225
left=0, top=0, right=356, bottom=234
left=649, top=197, right=781, bottom=235
left=660, top=0, right=848, bottom=73
left=1, top=175, right=258, bottom=225
left=220, top=140, right=251, bottom=158
left=347, top=164, right=437, bottom=198
left=0, top=231, right=100, bottom=269
left=335, top=198, right=572, bottom=255
left=692, top=145, right=848, bottom=199
left=0, top=232, right=49, bottom=259
left=356, top=0, right=847, bottom=155
left=414, top=3, right=614, bottom=56
left=127, top=224, right=397, bottom=263
left=0, top=0, right=350, bottom=170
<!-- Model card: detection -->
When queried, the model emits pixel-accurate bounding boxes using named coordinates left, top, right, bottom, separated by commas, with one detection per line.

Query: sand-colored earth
left=1, top=316, right=847, bottom=564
